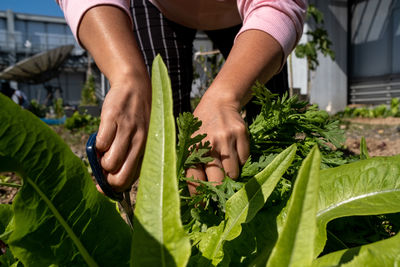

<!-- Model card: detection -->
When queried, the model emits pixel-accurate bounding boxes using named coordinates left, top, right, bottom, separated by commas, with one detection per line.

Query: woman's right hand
left=96, top=77, right=151, bottom=192
left=78, top=5, right=152, bottom=192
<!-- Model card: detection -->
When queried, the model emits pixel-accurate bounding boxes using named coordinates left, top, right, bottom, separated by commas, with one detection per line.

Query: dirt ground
left=2, top=118, right=400, bottom=205
left=342, top=117, right=400, bottom=157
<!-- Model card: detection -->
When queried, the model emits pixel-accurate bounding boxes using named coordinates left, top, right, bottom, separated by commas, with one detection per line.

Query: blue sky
left=0, top=0, right=64, bottom=17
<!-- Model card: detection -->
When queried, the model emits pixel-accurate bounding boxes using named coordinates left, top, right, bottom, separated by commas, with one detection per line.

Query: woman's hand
left=96, top=79, right=151, bottom=192
left=185, top=29, right=283, bottom=193
left=186, top=93, right=249, bottom=195
left=78, top=5, right=152, bottom=192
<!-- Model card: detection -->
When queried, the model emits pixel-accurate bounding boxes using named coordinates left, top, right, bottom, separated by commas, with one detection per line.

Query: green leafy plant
left=130, top=56, right=191, bottom=266
left=0, top=175, right=21, bottom=189
left=391, top=98, right=400, bottom=115
left=248, top=84, right=354, bottom=178
left=336, top=98, right=400, bottom=118
left=65, top=111, right=100, bottom=133
left=359, top=136, right=369, bottom=160
left=0, top=95, right=131, bottom=266
left=53, top=98, right=65, bottom=118
left=80, top=74, right=98, bottom=106
left=27, top=99, right=47, bottom=118
left=295, top=4, right=335, bottom=71
left=292, top=4, right=335, bottom=99
left=0, top=56, right=399, bottom=266
left=192, top=50, right=224, bottom=109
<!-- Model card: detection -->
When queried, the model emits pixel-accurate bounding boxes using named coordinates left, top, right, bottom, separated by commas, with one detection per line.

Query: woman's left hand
left=186, top=29, right=284, bottom=194
left=186, top=93, right=250, bottom=195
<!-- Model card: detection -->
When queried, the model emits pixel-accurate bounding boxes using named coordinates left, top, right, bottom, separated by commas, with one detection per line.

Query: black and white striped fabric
left=131, top=0, right=196, bottom=116
left=130, top=0, right=288, bottom=119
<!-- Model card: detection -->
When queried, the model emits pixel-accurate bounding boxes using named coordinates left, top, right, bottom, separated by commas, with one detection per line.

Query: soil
left=342, top=117, right=400, bottom=157
left=2, top=118, right=400, bottom=205
left=0, top=173, right=20, bottom=205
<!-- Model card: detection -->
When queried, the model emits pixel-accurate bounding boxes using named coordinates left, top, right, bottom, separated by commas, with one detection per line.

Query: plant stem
left=327, top=229, right=349, bottom=250
left=289, top=53, right=294, bottom=97
left=0, top=182, right=22, bottom=188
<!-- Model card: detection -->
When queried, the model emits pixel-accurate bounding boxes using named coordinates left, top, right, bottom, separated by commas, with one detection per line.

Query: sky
left=0, top=0, right=64, bottom=17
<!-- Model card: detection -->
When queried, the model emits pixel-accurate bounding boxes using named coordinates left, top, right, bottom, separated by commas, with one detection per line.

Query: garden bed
left=2, top=118, right=400, bottom=205
left=1, top=59, right=400, bottom=265
left=343, top=117, right=400, bottom=157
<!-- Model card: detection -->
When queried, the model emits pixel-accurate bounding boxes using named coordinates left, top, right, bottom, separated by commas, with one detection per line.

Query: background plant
left=291, top=4, right=335, bottom=99
left=295, top=4, right=335, bottom=71
left=27, top=99, right=47, bottom=118
left=192, top=50, right=224, bottom=109
left=80, top=74, right=98, bottom=106
left=0, top=175, right=21, bottom=189
left=65, top=111, right=100, bottom=134
left=53, top=98, right=65, bottom=118
left=247, top=84, right=354, bottom=177
left=336, top=98, right=400, bottom=118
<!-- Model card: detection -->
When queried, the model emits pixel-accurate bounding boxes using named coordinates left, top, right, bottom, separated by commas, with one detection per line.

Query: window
left=351, top=0, right=400, bottom=78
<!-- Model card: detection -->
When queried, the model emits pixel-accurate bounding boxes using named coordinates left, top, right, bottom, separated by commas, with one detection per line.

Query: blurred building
left=0, top=9, right=87, bottom=106
left=292, top=0, right=400, bottom=113
left=3, top=1, right=399, bottom=114
left=0, top=9, right=218, bottom=108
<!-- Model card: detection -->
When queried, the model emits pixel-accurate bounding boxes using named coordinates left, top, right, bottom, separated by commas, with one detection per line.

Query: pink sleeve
left=236, top=0, right=307, bottom=60
left=55, top=0, right=132, bottom=46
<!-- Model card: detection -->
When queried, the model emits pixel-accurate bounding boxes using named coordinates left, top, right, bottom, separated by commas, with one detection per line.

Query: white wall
left=309, top=0, right=349, bottom=114
left=289, top=24, right=308, bottom=95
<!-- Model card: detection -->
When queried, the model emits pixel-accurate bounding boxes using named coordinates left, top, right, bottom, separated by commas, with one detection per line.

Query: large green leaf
left=198, top=144, right=297, bottom=265
left=315, top=155, right=400, bottom=256
left=267, top=146, right=321, bottom=267
left=131, top=55, right=191, bottom=267
left=0, top=94, right=132, bottom=266
left=0, top=204, right=18, bottom=267
left=235, top=205, right=283, bottom=267
left=313, top=232, right=400, bottom=266
left=0, top=204, right=13, bottom=237
left=0, top=204, right=14, bottom=245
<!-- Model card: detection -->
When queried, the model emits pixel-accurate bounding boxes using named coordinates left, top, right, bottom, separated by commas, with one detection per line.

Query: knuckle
left=215, top=130, right=233, bottom=141
left=101, top=108, right=118, bottom=120
left=134, top=128, right=147, bottom=143
left=108, top=176, right=129, bottom=192
left=232, top=123, right=247, bottom=135
left=101, top=157, right=119, bottom=173
left=95, top=137, right=107, bottom=151
left=126, top=114, right=140, bottom=128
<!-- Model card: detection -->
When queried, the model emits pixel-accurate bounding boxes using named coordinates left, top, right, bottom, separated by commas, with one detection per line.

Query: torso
left=149, top=0, right=242, bottom=30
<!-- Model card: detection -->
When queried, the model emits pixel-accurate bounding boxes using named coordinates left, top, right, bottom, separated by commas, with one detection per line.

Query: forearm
left=203, top=29, right=283, bottom=110
left=79, top=5, right=149, bottom=87
left=77, top=6, right=151, bottom=191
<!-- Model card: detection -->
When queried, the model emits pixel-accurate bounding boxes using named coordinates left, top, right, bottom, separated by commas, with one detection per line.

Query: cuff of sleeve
left=64, top=1, right=133, bottom=47
left=235, top=6, right=298, bottom=72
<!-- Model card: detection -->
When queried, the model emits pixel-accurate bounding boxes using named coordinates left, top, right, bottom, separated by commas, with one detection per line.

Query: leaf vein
left=317, top=188, right=400, bottom=217
left=26, top=177, right=98, bottom=267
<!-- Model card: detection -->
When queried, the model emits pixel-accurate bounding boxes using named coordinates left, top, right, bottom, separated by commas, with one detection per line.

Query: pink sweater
left=56, top=0, right=306, bottom=59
